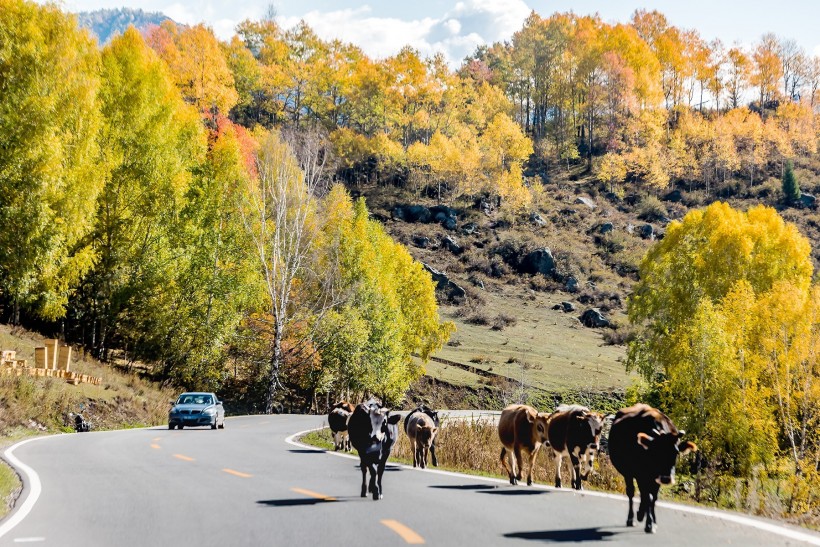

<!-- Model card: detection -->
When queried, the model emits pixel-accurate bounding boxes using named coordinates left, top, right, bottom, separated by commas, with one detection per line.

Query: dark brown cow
left=328, top=401, right=355, bottom=451
left=547, top=404, right=604, bottom=490
left=405, top=411, right=438, bottom=468
left=498, top=404, right=550, bottom=486
left=608, top=403, right=697, bottom=534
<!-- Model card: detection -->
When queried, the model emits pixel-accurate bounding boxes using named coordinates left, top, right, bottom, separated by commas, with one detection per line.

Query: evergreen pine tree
left=782, top=160, right=801, bottom=204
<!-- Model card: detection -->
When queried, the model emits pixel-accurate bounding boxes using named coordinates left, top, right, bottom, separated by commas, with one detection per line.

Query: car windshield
left=177, top=395, right=212, bottom=405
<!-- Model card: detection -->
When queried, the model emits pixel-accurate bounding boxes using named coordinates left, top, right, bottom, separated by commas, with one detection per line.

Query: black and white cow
left=546, top=404, right=604, bottom=490
left=403, top=405, right=440, bottom=467
left=347, top=400, right=401, bottom=500
left=608, top=403, right=697, bottom=534
left=328, top=401, right=354, bottom=451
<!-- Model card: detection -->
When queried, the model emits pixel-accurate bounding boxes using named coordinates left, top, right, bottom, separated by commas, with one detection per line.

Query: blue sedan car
left=168, top=392, right=225, bottom=430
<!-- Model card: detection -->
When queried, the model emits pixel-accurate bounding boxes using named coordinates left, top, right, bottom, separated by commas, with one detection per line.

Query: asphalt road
left=0, top=413, right=818, bottom=546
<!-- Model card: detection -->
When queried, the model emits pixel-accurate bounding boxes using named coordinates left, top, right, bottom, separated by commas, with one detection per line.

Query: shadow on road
left=429, top=484, right=494, bottom=491
left=288, top=449, right=325, bottom=454
left=429, top=484, right=550, bottom=496
left=256, top=498, right=344, bottom=507
left=504, top=527, right=617, bottom=542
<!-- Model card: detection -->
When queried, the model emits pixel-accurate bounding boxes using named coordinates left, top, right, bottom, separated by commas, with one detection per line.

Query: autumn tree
left=242, top=128, right=327, bottom=414
left=628, top=202, right=813, bottom=476
left=75, top=27, right=205, bottom=359
left=0, top=1, right=103, bottom=322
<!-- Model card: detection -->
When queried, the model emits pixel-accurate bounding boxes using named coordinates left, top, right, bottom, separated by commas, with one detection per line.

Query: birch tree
left=243, top=129, right=327, bottom=413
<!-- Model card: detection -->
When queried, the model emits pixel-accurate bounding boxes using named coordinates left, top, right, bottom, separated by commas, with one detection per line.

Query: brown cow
left=547, top=404, right=604, bottom=490
left=405, top=411, right=438, bottom=468
left=498, top=404, right=550, bottom=486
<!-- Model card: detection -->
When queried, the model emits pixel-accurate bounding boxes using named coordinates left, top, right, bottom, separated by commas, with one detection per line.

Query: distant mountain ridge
left=76, top=7, right=175, bottom=44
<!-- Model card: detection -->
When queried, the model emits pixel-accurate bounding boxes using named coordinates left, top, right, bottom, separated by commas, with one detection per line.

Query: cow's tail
left=500, top=446, right=507, bottom=464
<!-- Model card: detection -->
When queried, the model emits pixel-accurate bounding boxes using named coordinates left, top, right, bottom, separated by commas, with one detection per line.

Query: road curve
left=0, top=414, right=818, bottom=546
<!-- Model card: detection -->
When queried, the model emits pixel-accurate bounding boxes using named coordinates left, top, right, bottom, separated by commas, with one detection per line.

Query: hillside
left=364, top=160, right=820, bottom=406
left=76, top=8, right=173, bottom=44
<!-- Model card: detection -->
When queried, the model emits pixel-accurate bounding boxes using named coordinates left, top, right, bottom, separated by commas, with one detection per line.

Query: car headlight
left=169, top=408, right=180, bottom=415
left=202, top=407, right=216, bottom=416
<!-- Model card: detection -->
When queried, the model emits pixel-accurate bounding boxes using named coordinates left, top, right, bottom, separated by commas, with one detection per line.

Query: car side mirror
left=216, top=401, right=222, bottom=405
left=169, top=401, right=176, bottom=405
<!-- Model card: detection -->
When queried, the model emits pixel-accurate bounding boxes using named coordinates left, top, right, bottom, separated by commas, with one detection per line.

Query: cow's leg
left=553, top=451, right=563, bottom=488
left=375, top=460, right=386, bottom=500
left=636, top=479, right=654, bottom=532
left=420, top=445, right=428, bottom=469
left=360, top=459, right=368, bottom=498
left=412, top=439, right=419, bottom=468
left=369, top=461, right=379, bottom=500
left=625, top=475, right=635, bottom=527
left=513, top=445, right=524, bottom=482
left=569, top=448, right=582, bottom=490
left=430, top=441, right=438, bottom=467
left=646, top=483, right=660, bottom=533
left=526, top=445, right=540, bottom=486
left=500, top=447, right=516, bottom=485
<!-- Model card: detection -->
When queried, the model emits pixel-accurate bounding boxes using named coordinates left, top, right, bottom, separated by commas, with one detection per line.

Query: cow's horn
left=637, top=432, right=653, bottom=450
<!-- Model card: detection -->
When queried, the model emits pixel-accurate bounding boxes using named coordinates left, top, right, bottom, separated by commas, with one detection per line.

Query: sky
left=49, top=0, right=820, bottom=67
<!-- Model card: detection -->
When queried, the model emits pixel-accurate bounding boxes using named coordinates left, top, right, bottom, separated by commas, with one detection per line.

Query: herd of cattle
left=326, top=400, right=696, bottom=534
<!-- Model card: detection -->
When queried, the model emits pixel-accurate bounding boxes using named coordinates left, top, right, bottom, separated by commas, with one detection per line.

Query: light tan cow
left=498, top=404, right=551, bottom=486
left=405, top=411, right=438, bottom=469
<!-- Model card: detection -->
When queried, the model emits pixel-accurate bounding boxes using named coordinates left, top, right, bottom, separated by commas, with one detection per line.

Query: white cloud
left=277, top=0, right=531, bottom=67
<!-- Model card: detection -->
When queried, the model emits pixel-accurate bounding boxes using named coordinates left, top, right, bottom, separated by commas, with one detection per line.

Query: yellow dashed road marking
left=150, top=444, right=161, bottom=449
left=223, top=468, right=252, bottom=478
left=173, top=454, right=194, bottom=462
left=152, top=437, right=161, bottom=441
left=290, top=487, right=336, bottom=501
left=381, top=520, right=425, bottom=544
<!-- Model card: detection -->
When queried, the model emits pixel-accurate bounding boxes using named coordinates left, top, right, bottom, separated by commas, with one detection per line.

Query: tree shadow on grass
left=504, top=528, right=617, bottom=542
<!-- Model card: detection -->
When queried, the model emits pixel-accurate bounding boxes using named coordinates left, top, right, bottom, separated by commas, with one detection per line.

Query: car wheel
left=178, top=425, right=184, bottom=430
left=168, top=423, right=174, bottom=430
left=211, top=422, right=217, bottom=430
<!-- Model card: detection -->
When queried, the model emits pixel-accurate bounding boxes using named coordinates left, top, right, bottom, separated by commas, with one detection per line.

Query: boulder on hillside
left=442, top=235, right=463, bottom=254
left=412, top=235, right=431, bottom=249
left=565, top=276, right=579, bottom=293
left=597, top=222, right=614, bottom=234
left=423, top=263, right=466, bottom=300
left=561, top=301, right=576, bottom=313
left=638, top=224, right=655, bottom=240
left=461, top=222, right=478, bottom=235
left=530, top=212, right=547, bottom=227
left=392, top=205, right=431, bottom=223
left=580, top=308, right=609, bottom=328
left=518, top=248, right=557, bottom=277
left=575, top=196, right=596, bottom=210
left=800, top=193, right=817, bottom=209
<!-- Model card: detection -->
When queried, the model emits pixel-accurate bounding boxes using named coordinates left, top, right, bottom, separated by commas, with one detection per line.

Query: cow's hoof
left=626, top=519, right=634, bottom=527
left=644, top=525, right=655, bottom=534
left=637, top=510, right=645, bottom=522
left=527, top=479, right=533, bottom=486
left=372, top=492, right=380, bottom=501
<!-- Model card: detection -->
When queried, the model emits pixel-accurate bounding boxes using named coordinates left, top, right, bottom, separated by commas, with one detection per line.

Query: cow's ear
left=679, top=440, right=697, bottom=455
left=636, top=432, right=653, bottom=450
left=387, top=413, right=402, bottom=425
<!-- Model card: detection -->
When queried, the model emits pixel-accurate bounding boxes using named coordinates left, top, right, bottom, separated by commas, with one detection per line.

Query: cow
left=404, top=405, right=440, bottom=466
left=608, top=403, right=697, bottom=534
left=497, top=404, right=551, bottom=486
left=328, top=401, right=354, bottom=451
left=347, top=399, right=402, bottom=500
left=546, top=404, right=604, bottom=490
left=405, top=411, right=438, bottom=469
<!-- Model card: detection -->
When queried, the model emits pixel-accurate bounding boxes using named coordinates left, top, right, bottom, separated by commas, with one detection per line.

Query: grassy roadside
left=299, top=421, right=820, bottom=531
